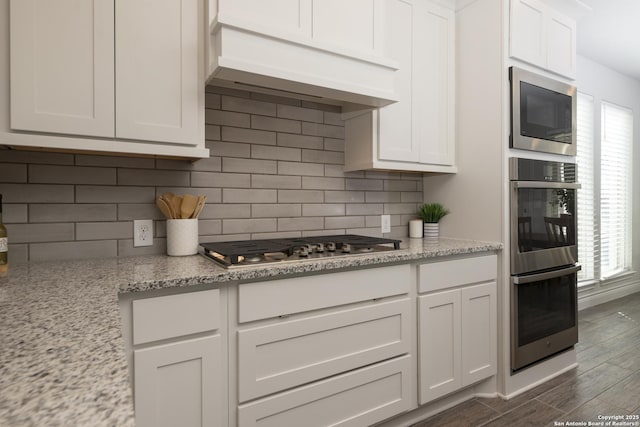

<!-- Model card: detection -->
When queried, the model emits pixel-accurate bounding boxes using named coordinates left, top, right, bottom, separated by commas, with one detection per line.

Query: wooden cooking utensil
left=192, top=195, right=207, bottom=218
left=156, top=197, right=173, bottom=219
left=160, top=193, right=173, bottom=218
left=170, top=195, right=183, bottom=219
left=181, top=194, right=198, bottom=219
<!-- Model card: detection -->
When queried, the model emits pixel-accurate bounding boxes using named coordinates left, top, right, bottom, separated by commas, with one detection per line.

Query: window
left=576, top=94, right=633, bottom=285
left=576, top=93, right=595, bottom=282
left=600, top=102, right=633, bottom=278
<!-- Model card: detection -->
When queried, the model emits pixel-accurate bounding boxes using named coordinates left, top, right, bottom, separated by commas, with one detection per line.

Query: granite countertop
left=0, top=237, right=501, bottom=426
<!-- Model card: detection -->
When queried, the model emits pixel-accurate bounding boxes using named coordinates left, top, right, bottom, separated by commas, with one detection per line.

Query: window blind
left=576, top=93, right=596, bottom=283
left=600, top=102, right=633, bottom=279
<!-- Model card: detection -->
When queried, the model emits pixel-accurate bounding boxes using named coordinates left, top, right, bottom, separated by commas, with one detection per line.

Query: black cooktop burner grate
left=200, top=234, right=401, bottom=265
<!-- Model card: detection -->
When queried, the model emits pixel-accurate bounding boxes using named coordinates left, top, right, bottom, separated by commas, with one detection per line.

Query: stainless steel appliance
left=510, top=157, right=579, bottom=275
left=510, top=66, right=577, bottom=156
left=200, top=235, right=401, bottom=268
left=510, top=158, right=581, bottom=372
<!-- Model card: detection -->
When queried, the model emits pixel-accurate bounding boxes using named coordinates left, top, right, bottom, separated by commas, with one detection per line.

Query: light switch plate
left=381, top=215, right=391, bottom=234
left=134, top=219, right=153, bottom=247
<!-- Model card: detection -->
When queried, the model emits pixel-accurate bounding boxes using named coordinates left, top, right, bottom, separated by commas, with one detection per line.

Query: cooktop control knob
left=316, top=243, right=325, bottom=253
left=326, top=242, right=336, bottom=252
left=298, top=246, right=310, bottom=257
left=342, top=243, right=351, bottom=253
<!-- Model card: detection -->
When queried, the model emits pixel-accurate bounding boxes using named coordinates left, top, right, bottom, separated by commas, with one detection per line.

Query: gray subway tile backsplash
left=221, top=126, right=277, bottom=145
left=222, top=157, right=277, bottom=174
left=223, top=218, right=277, bottom=234
left=9, top=223, right=75, bottom=244
left=0, top=163, right=27, bottom=182
left=76, top=222, right=132, bottom=241
left=277, top=104, right=324, bottom=123
left=0, top=183, right=75, bottom=203
left=277, top=133, right=323, bottom=150
left=0, top=86, right=424, bottom=262
left=222, top=95, right=277, bottom=116
left=29, top=164, right=116, bottom=185
left=30, top=204, right=117, bottom=223
left=2, top=204, right=28, bottom=223
left=277, top=161, right=324, bottom=177
left=251, top=144, right=301, bottom=162
left=30, top=240, right=118, bottom=262
left=251, top=115, right=301, bottom=134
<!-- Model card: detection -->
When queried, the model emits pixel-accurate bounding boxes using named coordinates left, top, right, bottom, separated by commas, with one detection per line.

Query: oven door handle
left=513, top=181, right=581, bottom=189
left=513, top=265, right=582, bottom=284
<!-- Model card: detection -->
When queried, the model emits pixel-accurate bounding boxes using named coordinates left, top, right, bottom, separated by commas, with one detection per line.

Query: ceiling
left=576, top=0, right=640, bottom=81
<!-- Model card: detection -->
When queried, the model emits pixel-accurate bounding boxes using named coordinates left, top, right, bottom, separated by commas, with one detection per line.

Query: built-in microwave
left=509, top=66, right=577, bottom=156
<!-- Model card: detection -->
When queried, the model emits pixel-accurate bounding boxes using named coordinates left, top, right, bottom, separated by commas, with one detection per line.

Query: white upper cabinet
left=4, top=0, right=208, bottom=159
left=10, top=0, right=115, bottom=137
left=115, top=0, right=202, bottom=145
left=509, top=0, right=576, bottom=79
left=311, top=0, right=382, bottom=57
left=208, top=0, right=398, bottom=107
left=344, top=0, right=456, bottom=173
left=546, top=8, right=576, bottom=78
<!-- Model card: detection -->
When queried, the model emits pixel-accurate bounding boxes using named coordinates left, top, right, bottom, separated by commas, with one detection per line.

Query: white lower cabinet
left=119, top=288, right=227, bottom=427
left=121, top=255, right=499, bottom=425
left=134, top=336, right=223, bottom=427
left=234, top=265, right=415, bottom=426
left=461, top=283, right=498, bottom=385
left=418, top=288, right=462, bottom=403
left=418, top=255, right=498, bottom=404
left=238, top=355, right=414, bottom=427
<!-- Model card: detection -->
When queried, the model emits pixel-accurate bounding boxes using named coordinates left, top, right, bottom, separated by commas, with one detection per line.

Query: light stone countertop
left=0, top=237, right=502, bottom=426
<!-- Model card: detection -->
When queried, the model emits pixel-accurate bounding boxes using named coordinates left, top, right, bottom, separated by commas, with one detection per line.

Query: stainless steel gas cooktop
left=200, top=235, right=401, bottom=268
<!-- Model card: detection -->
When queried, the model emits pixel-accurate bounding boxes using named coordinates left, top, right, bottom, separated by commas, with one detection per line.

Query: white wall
left=575, top=54, right=640, bottom=306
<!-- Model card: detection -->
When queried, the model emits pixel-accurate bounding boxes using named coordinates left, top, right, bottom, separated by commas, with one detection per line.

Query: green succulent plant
left=417, top=203, right=450, bottom=223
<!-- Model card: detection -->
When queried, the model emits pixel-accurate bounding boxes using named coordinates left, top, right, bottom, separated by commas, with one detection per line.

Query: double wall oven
left=510, top=158, right=581, bottom=372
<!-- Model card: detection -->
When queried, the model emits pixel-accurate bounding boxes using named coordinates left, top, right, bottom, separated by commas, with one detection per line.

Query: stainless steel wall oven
left=510, top=158, right=581, bottom=372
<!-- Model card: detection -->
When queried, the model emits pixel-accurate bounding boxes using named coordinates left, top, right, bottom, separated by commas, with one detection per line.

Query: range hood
left=206, top=7, right=399, bottom=108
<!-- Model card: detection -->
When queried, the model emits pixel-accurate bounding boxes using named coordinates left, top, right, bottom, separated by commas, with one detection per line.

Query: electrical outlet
left=133, top=219, right=153, bottom=247
left=381, top=214, right=391, bottom=234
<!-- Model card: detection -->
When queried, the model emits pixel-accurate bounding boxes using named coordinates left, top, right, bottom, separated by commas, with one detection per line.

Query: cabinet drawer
left=239, top=264, right=411, bottom=323
left=238, top=355, right=413, bottom=427
left=238, top=299, right=411, bottom=402
left=418, top=254, right=497, bottom=293
left=133, top=289, right=220, bottom=345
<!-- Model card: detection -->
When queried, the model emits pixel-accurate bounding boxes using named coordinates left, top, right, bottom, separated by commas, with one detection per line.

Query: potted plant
left=417, top=203, right=449, bottom=238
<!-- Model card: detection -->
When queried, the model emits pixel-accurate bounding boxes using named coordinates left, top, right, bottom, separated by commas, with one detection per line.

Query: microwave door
left=509, top=66, right=577, bottom=155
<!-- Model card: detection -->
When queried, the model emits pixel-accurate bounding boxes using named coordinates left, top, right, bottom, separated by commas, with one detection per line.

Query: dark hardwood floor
left=413, top=292, right=640, bottom=426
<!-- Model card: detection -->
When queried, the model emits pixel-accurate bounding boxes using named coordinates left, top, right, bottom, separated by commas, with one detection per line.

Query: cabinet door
left=509, top=0, right=546, bottom=67
left=461, top=282, right=497, bottom=386
left=134, top=336, right=222, bottom=427
left=546, top=9, right=576, bottom=78
left=115, top=0, right=202, bottom=145
left=217, top=0, right=312, bottom=38
left=415, top=1, right=455, bottom=166
left=378, top=0, right=417, bottom=162
left=312, top=0, right=382, bottom=57
left=418, top=289, right=461, bottom=404
left=9, top=0, right=115, bottom=137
